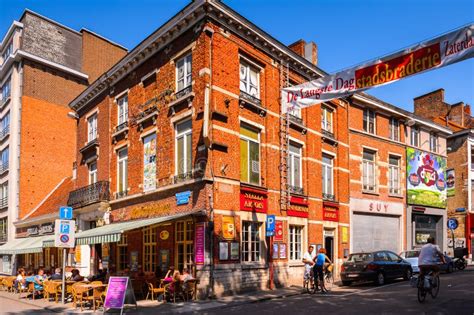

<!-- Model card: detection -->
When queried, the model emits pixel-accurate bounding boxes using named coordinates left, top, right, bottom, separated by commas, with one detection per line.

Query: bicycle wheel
left=430, top=275, right=440, bottom=299
left=325, top=272, right=334, bottom=290
left=417, top=287, right=426, bottom=303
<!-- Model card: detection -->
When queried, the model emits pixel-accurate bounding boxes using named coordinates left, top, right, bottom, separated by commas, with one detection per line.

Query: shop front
left=407, top=206, right=447, bottom=251
left=350, top=198, right=404, bottom=254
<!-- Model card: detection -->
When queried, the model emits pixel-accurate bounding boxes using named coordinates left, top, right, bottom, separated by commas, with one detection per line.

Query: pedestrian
left=302, top=245, right=316, bottom=283
left=313, top=248, right=332, bottom=293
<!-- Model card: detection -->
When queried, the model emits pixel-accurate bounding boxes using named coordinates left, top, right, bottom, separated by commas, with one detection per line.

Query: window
left=176, top=54, right=192, bottom=92
left=176, top=220, right=194, bottom=271
left=88, top=162, right=97, bottom=185
left=143, top=227, right=157, bottom=272
left=1, top=147, right=8, bottom=171
left=362, top=150, right=376, bottom=192
left=2, top=43, right=13, bottom=62
left=389, top=155, right=400, bottom=195
left=289, top=225, right=303, bottom=261
left=1, top=112, right=10, bottom=130
left=117, top=148, right=128, bottom=195
left=363, top=109, right=375, bottom=134
left=87, top=113, right=98, bottom=142
left=430, top=133, right=438, bottom=152
left=1, top=182, right=8, bottom=204
left=289, top=143, right=302, bottom=189
left=175, top=119, right=192, bottom=175
left=0, top=217, right=7, bottom=242
left=239, top=60, right=260, bottom=99
left=1, top=77, right=11, bottom=102
left=242, top=221, right=262, bottom=262
left=117, top=234, right=128, bottom=271
left=410, top=126, right=419, bottom=147
left=321, top=106, right=333, bottom=133
left=117, top=95, right=128, bottom=125
left=322, top=154, right=334, bottom=197
left=386, top=252, right=401, bottom=262
left=240, top=124, right=260, bottom=185
left=389, top=118, right=399, bottom=141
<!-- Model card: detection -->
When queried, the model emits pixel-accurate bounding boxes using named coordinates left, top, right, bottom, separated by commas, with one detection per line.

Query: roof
left=432, top=116, right=466, bottom=132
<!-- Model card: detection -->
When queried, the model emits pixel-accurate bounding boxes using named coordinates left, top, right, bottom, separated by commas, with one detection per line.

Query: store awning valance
left=0, top=235, right=51, bottom=255
left=74, top=211, right=200, bottom=245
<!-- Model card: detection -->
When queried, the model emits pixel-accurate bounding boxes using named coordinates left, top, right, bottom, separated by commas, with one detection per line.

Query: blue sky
left=1, top=0, right=473, bottom=111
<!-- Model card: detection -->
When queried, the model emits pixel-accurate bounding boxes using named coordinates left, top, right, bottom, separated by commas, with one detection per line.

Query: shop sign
left=341, top=226, right=349, bottom=244
left=446, top=169, right=455, bottom=197
left=274, top=221, right=284, bottom=242
left=455, top=207, right=466, bottom=213
left=176, top=191, right=191, bottom=205
left=195, top=223, right=205, bottom=265
left=39, top=223, right=54, bottom=235
left=159, top=230, right=169, bottom=240
left=130, top=203, right=171, bottom=220
left=287, top=196, right=309, bottom=218
left=27, top=226, right=39, bottom=236
left=240, top=187, right=268, bottom=213
left=222, top=216, right=235, bottom=240
left=323, top=207, right=339, bottom=222
left=350, top=198, right=404, bottom=216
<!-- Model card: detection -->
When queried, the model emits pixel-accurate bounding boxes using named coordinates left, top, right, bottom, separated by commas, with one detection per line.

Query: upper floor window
left=289, top=143, right=302, bottom=190
left=2, top=43, right=13, bottom=62
left=1, top=77, right=11, bottom=102
left=175, top=119, right=192, bottom=175
left=117, top=95, right=128, bottom=126
left=322, top=154, right=334, bottom=197
left=1, top=182, right=7, bottom=199
left=240, top=124, right=260, bottom=185
left=87, top=113, right=98, bottom=142
left=117, top=148, right=128, bottom=195
left=0, top=217, right=7, bottom=242
left=430, top=133, right=438, bottom=152
left=389, top=155, right=401, bottom=195
left=1, top=147, right=8, bottom=167
left=410, top=126, right=420, bottom=147
left=88, top=161, right=97, bottom=185
left=176, top=54, right=192, bottom=92
left=362, top=149, right=376, bottom=192
left=321, top=106, right=333, bottom=133
left=389, top=118, right=399, bottom=141
left=363, top=109, right=375, bottom=134
left=239, top=60, right=260, bottom=99
left=1, top=112, right=9, bottom=130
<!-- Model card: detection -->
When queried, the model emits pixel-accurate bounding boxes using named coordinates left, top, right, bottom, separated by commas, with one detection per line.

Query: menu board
left=195, top=223, right=205, bottom=265
left=104, top=277, right=128, bottom=309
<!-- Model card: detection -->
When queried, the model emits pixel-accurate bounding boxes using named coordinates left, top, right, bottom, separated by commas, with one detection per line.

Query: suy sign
left=282, top=24, right=474, bottom=111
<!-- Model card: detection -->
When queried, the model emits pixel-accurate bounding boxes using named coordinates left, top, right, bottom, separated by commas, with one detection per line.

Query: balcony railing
left=0, top=162, right=8, bottom=174
left=0, top=96, right=10, bottom=110
left=67, top=180, right=110, bottom=208
left=0, top=126, right=9, bottom=140
left=0, top=197, right=7, bottom=209
left=239, top=91, right=266, bottom=116
left=289, top=185, right=304, bottom=195
left=0, top=234, right=7, bottom=244
left=175, top=85, right=193, bottom=100
left=115, top=190, right=128, bottom=199
left=115, top=121, right=128, bottom=133
left=322, top=193, right=336, bottom=202
left=173, top=169, right=204, bottom=184
left=322, top=129, right=335, bottom=139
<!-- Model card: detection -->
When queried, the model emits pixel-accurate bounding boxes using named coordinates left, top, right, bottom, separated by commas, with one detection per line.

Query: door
left=385, top=251, right=403, bottom=278
left=325, top=236, right=334, bottom=262
left=352, top=214, right=400, bottom=253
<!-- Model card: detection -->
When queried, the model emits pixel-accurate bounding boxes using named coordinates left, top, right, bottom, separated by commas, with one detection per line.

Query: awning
left=74, top=211, right=200, bottom=245
left=0, top=235, right=51, bottom=255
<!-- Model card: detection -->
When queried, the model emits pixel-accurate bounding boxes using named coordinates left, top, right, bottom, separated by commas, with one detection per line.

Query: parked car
left=340, top=251, right=412, bottom=286
left=399, top=250, right=454, bottom=273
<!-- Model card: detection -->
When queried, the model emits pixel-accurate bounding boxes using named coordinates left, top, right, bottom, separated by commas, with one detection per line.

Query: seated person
left=33, top=269, right=46, bottom=296
left=166, top=271, right=181, bottom=295
left=71, top=269, right=84, bottom=282
left=16, top=268, right=27, bottom=290
left=50, top=268, right=63, bottom=280
left=180, top=267, right=195, bottom=291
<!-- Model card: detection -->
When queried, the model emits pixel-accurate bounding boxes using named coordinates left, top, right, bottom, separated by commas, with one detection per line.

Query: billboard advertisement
left=407, top=148, right=447, bottom=208
left=446, top=169, right=455, bottom=197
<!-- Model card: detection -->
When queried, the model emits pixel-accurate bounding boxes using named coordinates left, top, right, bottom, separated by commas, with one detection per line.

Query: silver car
left=400, top=250, right=454, bottom=274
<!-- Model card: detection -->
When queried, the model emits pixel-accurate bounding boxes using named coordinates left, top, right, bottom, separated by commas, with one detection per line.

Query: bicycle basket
left=327, top=264, right=334, bottom=273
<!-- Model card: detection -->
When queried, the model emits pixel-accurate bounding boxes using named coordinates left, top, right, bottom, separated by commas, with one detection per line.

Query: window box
left=0, top=162, right=8, bottom=175
left=289, top=185, right=304, bottom=196
left=172, top=169, right=204, bottom=185
left=321, top=129, right=337, bottom=146
left=239, top=91, right=266, bottom=117
left=79, top=138, right=99, bottom=154
left=0, top=126, right=9, bottom=141
left=115, top=191, right=128, bottom=199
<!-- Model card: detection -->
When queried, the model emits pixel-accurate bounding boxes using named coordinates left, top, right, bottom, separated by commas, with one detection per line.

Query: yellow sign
left=130, top=203, right=171, bottom=220
left=160, top=230, right=170, bottom=240
left=75, top=245, right=81, bottom=263
left=222, top=216, right=235, bottom=240
left=341, top=226, right=348, bottom=244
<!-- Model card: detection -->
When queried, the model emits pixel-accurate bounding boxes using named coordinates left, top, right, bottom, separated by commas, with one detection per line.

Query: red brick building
left=66, top=0, right=350, bottom=296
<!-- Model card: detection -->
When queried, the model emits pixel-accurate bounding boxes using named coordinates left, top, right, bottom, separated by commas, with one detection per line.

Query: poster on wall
left=222, top=216, right=235, bottom=240
left=219, top=242, right=229, bottom=260
left=279, top=243, right=287, bottom=259
left=272, top=243, right=279, bottom=259
left=194, top=223, right=205, bottom=265
left=143, top=133, right=157, bottom=192
left=446, top=169, right=455, bottom=197
left=130, top=251, right=139, bottom=272
left=159, top=249, right=169, bottom=272
left=407, top=148, right=447, bottom=208
left=230, top=242, right=239, bottom=260
left=274, top=221, right=283, bottom=242
left=341, top=226, right=348, bottom=244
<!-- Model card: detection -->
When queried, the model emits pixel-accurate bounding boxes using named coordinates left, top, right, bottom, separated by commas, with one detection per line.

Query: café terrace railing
left=67, top=180, right=110, bottom=208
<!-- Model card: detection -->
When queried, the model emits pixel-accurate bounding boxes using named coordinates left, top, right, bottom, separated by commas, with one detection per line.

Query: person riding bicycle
left=418, top=236, right=446, bottom=281
left=302, top=245, right=315, bottom=282
left=313, top=248, right=332, bottom=293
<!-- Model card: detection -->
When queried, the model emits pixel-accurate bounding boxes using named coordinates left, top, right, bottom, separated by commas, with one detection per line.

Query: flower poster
left=407, top=148, right=447, bottom=208
left=143, top=134, right=157, bottom=191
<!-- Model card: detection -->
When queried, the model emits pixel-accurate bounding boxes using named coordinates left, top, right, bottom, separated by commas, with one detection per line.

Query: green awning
left=0, top=235, right=51, bottom=255
left=75, top=211, right=199, bottom=245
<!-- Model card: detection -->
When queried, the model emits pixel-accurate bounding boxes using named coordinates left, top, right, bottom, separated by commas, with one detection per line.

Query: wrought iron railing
left=0, top=126, right=9, bottom=140
left=322, top=193, right=336, bottom=201
left=322, top=129, right=335, bottom=139
left=173, top=169, right=203, bottom=184
left=175, top=86, right=193, bottom=100
left=289, top=114, right=304, bottom=125
left=240, top=91, right=262, bottom=106
left=0, top=162, right=8, bottom=174
left=115, top=190, right=128, bottom=199
left=0, top=197, right=7, bottom=209
left=289, top=185, right=304, bottom=195
left=67, top=181, right=110, bottom=208
left=115, top=121, right=128, bottom=133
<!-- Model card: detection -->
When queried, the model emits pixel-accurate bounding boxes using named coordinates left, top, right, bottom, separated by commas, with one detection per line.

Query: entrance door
left=324, top=230, right=335, bottom=262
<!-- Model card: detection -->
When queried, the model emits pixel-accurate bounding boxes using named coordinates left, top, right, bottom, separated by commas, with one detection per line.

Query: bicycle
left=417, top=270, right=440, bottom=303
left=303, top=268, right=315, bottom=294
left=324, top=265, right=334, bottom=290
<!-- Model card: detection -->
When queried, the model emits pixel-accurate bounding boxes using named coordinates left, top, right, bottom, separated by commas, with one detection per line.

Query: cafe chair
left=44, top=281, right=60, bottom=303
left=146, top=281, right=165, bottom=302
left=4, top=277, right=15, bottom=293
left=164, top=280, right=184, bottom=303
left=26, top=282, right=37, bottom=300
left=16, top=281, right=28, bottom=298
left=87, top=285, right=105, bottom=311
left=71, top=283, right=90, bottom=311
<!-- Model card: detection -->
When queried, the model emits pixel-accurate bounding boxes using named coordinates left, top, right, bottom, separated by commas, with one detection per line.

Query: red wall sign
left=274, top=221, right=284, bottom=241
left=287, top=196, right=309, bottom=218
left=323, top=207, right=339, bottom=222
left=240, top=187, right=268, bottom=213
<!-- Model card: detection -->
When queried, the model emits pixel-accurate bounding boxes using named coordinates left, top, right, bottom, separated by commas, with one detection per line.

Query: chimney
left=413, top=89, right=447, bottom=121
left=288, top=39, right=318, bottom=66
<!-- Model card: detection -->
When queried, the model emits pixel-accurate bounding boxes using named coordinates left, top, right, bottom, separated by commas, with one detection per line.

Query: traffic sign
left=54, top=219, right=75, bottom=248
left=59, top=206, right=73, bottom=220
left=266, top=215, right=276, bottom=234
left=447, top=218, right=458, bottom=230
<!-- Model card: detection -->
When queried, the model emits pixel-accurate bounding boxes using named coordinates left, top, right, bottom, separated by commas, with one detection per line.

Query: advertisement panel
left=143, top=134, right=157, bottom=192
left=446, top=169, right=455, bottom=197
left=407, top=148, right=447, bottom=208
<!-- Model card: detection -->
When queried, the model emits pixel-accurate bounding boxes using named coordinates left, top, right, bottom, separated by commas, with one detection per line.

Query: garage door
left=352, top=213, right=400, bottom=253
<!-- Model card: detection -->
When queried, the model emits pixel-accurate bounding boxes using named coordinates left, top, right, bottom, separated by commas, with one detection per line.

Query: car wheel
left=403, top=268, right=412, bottom=280
left=447, top=263, right=454, bottom=273
left=341, top=280, right=352, bottom=286
left=376, top=272, right=385, bottom=286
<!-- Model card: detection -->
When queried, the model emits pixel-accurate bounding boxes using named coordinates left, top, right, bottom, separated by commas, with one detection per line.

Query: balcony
left=289, top=185, right=305, bottom=196
left=172, top=169, right=204, bottom=185
left=321, top=129, right=338, bottom=146
left=168, top=86, right=194, bottom=114
left=0, top=197, right=7, bottom=209
left=136, top=104, right=158, bottom=131
left=79, top=139, right=99, bottom=164
left=112, top=121, right=129, bottom=143
left=288, top=114, right=307, bottom=134
left=67, top=180, right=110, bottom=209
left=0, top=126, right=9, bottom=141
left=0, top=162, right=8, bottom=175
left=239, top=91, right=266, bottom=117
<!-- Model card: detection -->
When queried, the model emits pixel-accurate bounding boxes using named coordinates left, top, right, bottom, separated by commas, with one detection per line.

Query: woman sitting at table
left=71, top=269, right=84, bottom=282
left=15, top=268, right=27, bottom=291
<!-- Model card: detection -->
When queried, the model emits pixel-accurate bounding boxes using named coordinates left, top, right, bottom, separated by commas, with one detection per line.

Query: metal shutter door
left=352, top=214, right=400, bottom=253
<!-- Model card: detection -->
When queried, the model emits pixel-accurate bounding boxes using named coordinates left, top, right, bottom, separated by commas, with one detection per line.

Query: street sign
left=447, top=218, right=458, bottom=230
left=266, top=215, right=275, bottom=236
left=54, top=219, right=75, bottom=248
left=59, top=206, right=73, bottom=220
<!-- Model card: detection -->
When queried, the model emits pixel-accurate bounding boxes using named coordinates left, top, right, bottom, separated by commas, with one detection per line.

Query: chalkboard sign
left=104, top=277, right=137, bottom=314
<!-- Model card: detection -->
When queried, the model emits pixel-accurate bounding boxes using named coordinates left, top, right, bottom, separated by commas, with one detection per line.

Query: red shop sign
left=240, top=187, right=268, bottom=213
left=323, top=207, right=339, bottom=222
left=274, top=221, right=284, bottom=241
left=287, top=196, right=309, bottom=218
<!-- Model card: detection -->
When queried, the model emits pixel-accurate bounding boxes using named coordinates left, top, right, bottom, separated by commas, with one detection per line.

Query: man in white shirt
left=302, top=245, right=316, bottom=281
left=418, top=236, right=445, bottom=278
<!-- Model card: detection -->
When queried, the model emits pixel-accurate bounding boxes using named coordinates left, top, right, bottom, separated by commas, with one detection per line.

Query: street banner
left=282, top=23, right=474, bottom=112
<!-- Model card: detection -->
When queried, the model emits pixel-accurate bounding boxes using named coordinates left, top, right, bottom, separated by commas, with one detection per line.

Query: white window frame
left=88, top=161, right=97, bottom=185
left=362, top=150, right=376, bottom=192
left=430, top=133, right=438, bottom=153
left=241, top=221, right=263, bottom=263
left=1, top=77, right=11, bottom=102
left=289, top=142, right=302, bottom=189
left=388, top=155, right=401, bottom=195
left=321, top=106, right=333, bottom=133
left=2, top=42, right=13, bottom=62
left=176, top=53, right=192, bottom=92
left=117, top=94, right=128, bottom=126
left=87, top=113, right=98, bottom=142
left=175, top=119, right=192, bottom=176
left=322, top=154, right=334, bottom=196
left=363, top=108, right=376, bottom=134
left=240, top=124, right=261, bottom=186
left=239, top=59, right=260, bottom=99
left=117, top=147, right=128, bottom=194
left=289, top=225, right=303, bottom=261
left=389, top=118, right=399, bottom=141
left=410, top=126, right=420, bottom=147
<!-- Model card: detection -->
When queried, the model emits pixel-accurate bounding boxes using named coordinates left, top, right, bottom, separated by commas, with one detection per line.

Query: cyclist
left=418, top=236, right=445, bottom=283
left=302, top=245, right=315, bottom=283
left=313, top=248, right=332, bottom=293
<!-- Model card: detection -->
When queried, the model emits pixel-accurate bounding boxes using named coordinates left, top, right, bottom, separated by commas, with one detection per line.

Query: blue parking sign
left=266, top=215, right=276, bottom=232
left=59, top=206, right=73, bottom=220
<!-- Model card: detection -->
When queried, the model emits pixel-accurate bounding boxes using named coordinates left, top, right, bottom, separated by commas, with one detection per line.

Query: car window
left=374, top=252, right=389, bottom=261
left=347, top=253, right=373, bottom=262
left=403, top=251, right=419, bottom=258
left=386, top=252, right=401, bottom=261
